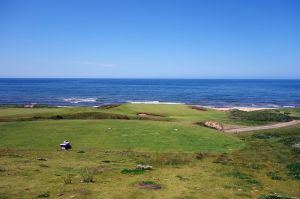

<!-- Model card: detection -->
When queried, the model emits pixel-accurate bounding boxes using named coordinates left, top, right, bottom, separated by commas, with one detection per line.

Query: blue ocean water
left=0, top=78, right=299, bottom=107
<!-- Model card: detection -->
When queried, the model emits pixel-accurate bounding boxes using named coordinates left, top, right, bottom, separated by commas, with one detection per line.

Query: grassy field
left=0, top=104, right=299, bottom=199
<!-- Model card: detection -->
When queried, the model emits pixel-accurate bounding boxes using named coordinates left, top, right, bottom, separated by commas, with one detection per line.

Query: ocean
left=0, top=78, right=299, bottom=107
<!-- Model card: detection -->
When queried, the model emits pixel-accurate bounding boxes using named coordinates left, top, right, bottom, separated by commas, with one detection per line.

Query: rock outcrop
left=204, top=120, right=224, bottom=130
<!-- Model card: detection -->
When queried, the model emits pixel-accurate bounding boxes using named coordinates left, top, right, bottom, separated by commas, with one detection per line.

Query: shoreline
left=0, top=102, right=298, bottom=111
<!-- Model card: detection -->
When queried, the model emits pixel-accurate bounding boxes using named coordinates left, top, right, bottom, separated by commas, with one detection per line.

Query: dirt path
left=224, top=120, right=300, bottom=133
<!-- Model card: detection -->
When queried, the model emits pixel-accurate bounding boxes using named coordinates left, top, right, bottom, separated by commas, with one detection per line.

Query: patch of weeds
left=37, top=192, right=50, bottom=198
left=286, top=162, right=300, bottom=180
left=280, top=136, right=300, bottom=154
left=266, top=171, right=283, bottom=180
left=81, top=168, right=94, bottom=183
left=63, top=171, right=72, bottom=184
left=39, top=164, right=49, bottom=168
left=252, top=133, right=279, bottom=139
left=87, top=166, right=108, bottom=174
left=0, top=166, right=6, bottom=172
left=121, top=168, right=145, bottom=175
left=213, top=153, right=232, bottom=165
left=36, top=157, right=47, bottom=161
left=176, top=175, right=189, bottom=181
left=194, top=152, right=208, bottom=160
left=77, top=150, right=85, bottom=153
left=235, top=192, right=252, bottom=198
left=259, top=193, right=295, bottom=199
left=149, top=153, right=193, bottom=166
left=0, top=192, right=9, bottom=199
left=138, top=181, right=161, bottom=190
left=240, top=162, right=263, bottom=170
left=224, top=171, right=260, bottom=185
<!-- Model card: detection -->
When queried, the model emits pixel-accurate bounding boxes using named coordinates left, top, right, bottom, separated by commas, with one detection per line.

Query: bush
left=281, top=136, right=300, bottom=154
left=229, top=109, right=291, bottom=122
left=286, top=162, right=300, bottom=180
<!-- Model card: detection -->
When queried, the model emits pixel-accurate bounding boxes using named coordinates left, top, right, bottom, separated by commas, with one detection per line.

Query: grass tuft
left=121, top=168, right=145, bottom=175
left=37, top=192, right=50, bottom=198
left=81, top=168, right=94, bottom=183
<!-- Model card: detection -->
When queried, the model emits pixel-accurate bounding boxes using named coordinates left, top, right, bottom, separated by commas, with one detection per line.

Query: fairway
left=0, top=120, right=243, bottom=152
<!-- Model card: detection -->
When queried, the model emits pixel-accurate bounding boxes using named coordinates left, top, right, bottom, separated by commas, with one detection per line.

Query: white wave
left=127, top=100, right=184, bottom=105
left=63, top=97, right=97, bottom=104
left=283, top=105, right=295, bottom=108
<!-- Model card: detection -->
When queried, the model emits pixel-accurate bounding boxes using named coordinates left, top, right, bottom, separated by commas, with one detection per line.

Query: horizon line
left=0, top=77, right=299, bottom=80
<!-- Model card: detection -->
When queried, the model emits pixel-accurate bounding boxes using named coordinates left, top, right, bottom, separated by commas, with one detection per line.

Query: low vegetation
left=229, top=109, right=292, bottom=123
left=0, top=104, right=299, bottom=198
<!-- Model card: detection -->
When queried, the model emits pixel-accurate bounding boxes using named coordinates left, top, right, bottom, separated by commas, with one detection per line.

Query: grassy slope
left=0, top=105, right=299, bottom=198
left=0, top=120, right=242, bottom=152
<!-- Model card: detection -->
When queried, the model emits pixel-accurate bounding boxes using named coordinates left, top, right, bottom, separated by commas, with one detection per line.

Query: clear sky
left=0, top=0, right=299, bottom=79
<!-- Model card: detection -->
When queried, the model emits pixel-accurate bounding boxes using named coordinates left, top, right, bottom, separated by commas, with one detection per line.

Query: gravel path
left=224, top=120, right=300, bottom=133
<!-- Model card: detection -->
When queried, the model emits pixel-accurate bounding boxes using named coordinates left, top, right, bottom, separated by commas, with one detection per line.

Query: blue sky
left=0, top=0, right=299, bottom=78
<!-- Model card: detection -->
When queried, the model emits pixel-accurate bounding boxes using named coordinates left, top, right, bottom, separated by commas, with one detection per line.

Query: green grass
left=0, top=104, right=299, bottom=199
left=0, top=120, right=243, bottom=152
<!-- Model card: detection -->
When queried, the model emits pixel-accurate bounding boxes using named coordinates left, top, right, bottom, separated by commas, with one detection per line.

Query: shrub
left=229, top=109, right=291, bottom=122
left=281, top=136, right=300, bottom=154
left=286, top=162, right=300, bottom=180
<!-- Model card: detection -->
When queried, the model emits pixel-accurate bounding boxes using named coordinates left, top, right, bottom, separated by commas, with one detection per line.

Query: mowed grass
left=0, top=120, right=243, bottom=152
